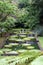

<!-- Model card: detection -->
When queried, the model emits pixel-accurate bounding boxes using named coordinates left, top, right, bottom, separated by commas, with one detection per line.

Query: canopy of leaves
left=15, top=0, right=43, bottom=29
left=0, top=0, right=17, bottom=32
left=0, top=0, right=43, bottom=31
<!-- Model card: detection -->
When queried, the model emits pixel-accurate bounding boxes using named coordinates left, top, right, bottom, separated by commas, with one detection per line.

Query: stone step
left=9, top=43, right=19, bottom=46
left=22, top=44, right=31, bottom=47
left=1, top=51, right=19, bottom=56
left=4, top=45, right=12, bottom=48
left=27, top=46, right=35, bottom=50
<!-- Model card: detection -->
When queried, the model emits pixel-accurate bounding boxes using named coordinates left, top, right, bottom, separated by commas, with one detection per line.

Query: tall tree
left=16, top=0, right=42, bottom=29
left=0, top=0, right=18, bottom=48
left=0, top=0, right=17, bottom=35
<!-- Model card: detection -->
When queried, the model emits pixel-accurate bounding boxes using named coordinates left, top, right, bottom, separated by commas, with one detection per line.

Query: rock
left=4, top=51, right=19, bottom=56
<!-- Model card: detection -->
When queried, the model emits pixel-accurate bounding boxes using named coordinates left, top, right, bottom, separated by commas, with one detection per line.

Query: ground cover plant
left=0, top=49, right=43, bottom=65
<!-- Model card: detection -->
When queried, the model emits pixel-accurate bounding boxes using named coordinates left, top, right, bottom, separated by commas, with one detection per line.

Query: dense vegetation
left=0, top=0, right=17, bottom=34
left=0, top=0, right=43, bottom=33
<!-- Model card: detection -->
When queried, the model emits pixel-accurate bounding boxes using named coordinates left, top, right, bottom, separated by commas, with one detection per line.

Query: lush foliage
left=16, top=0, right=41, bottom=29
left=0, top=0, right=43, bottom=32
left=0, top=0, right=17, bottom=32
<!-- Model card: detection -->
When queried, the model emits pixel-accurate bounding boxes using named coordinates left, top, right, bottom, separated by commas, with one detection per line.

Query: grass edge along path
left=0, top=50, right=42, bottom=65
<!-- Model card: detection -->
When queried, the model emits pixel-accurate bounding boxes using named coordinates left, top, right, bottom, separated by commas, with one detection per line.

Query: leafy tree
left=0, top=0, right=17, bottom=35
left=0, top=0, right=43, bottom=30
left=17, top=0, right=42, bottom=29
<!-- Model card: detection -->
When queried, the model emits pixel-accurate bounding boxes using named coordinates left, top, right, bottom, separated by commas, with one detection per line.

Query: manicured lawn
left=38, top=37, right=43, bottom=48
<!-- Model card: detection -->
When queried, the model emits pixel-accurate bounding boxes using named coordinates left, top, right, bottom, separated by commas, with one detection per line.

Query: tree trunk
left=0, top=33, right=9, bottom=48
left=0, top=37, right=7, bottom=48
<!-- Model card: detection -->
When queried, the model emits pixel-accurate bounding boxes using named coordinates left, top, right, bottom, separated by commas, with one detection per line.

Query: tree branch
left=0, top=13, right=10, bottom=22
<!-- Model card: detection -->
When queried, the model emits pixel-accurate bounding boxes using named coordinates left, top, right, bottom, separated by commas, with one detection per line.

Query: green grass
left=0, top=50, right=42, bottom=65
left=31, top=56, right=43, bottom=65
left=38, top=37, right=43, bottom=48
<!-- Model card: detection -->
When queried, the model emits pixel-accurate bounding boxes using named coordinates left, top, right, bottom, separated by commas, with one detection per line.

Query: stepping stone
left=9, top=37, right=17, bottom=41
left=13, top=32, right=18, bottom=34
left=24, top=37, right=35, bottom=41
left=15, top=39, right=25, bottom=43
left=18, top=49, right=27, bottom=53
left=4, top=45, right=12, bottom=48
left=22, top=44, right=31, bottom=47
left=19, top=35, right=26, bottom=38
left=2, top=49, right=12, bottom=52
left=9, top=43, right=19, bottom=46
left=27, top=46, right=34, bottom=49
left=4, top=51, right=18, bottom=56
left=9, top=35, right=17, bottom=38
